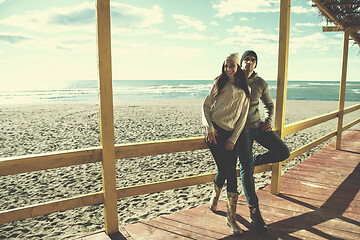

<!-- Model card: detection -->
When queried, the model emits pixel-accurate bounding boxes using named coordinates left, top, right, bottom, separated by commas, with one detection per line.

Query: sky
left=0, top=0, right=359, bottom=89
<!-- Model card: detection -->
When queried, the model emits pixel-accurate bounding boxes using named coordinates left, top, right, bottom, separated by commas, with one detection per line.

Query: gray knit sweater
left=202, top=78, right=250, bottom=144
left=245, top=73, right=274, bottom=129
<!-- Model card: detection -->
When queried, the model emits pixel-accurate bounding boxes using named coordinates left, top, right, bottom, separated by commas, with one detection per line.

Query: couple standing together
left=202, top=50, right=290, bottom=234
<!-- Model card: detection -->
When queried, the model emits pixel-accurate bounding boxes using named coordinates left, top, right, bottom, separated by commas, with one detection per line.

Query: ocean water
left=0, top=80, right=359, bottom=104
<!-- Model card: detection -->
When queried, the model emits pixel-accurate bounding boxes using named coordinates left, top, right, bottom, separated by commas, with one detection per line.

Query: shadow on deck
left=73, top=130, right=360, bottom=239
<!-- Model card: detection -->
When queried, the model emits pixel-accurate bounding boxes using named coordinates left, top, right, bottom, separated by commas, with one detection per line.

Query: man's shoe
left=250, top=206, right=267, bottom=232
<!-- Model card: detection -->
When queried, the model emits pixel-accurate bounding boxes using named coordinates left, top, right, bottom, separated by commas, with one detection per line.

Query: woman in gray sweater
left=238, top=50, right=290, bottom=232
left=202, top=53, right=250, bottom=235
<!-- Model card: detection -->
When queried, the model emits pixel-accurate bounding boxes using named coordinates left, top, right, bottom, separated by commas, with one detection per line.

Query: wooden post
left=96, top=0, right=119, bottom=234
left=271, top=0, right=291, bottom=195
left=335, top=31, right=349, bottom=150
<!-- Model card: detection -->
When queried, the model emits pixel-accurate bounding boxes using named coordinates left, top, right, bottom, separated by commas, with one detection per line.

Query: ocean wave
left=307, top=82, right=339, bottom=86
left=0, top=89, right=98, bottom=104
left=287, top=84, right=303, bottom=88
left=113, top=84, right=212, bottom=95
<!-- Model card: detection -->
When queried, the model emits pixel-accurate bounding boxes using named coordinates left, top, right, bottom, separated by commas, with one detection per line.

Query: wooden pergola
left=312, top=0, right=360, bottom=149
left=0, top=0, right=359, bottom=238
left=95, top=0, right=360, bottom=234
left=96, top=0, right=360, bottom=234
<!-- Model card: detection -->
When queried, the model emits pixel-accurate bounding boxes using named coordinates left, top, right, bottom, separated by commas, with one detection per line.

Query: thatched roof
left=312, top=0, right=360, bottom=46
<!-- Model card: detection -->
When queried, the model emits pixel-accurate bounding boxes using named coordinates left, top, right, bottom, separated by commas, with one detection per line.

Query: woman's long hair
left=212, top=62, right=250, bottom=98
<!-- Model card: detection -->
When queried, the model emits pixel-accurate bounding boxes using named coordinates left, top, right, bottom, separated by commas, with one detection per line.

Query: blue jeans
left=206, top=123, right=238, bottom=193
left=238, top=128, right=290, bottom=207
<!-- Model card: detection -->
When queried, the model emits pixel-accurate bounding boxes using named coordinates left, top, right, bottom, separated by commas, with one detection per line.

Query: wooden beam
left=342, top=118, right=360, bottom=131
left=283, top=130, right=337, bottom=165
left=335, top=31, right=349, bottom=150
left=284, top=110, right=338, bottom=137
left=323, top=26, right=360, bottom=32
left=116, top=164, right=273, bottom=199
left=272, top=0, right=291, bottom=195
left=312, top=3, right=360, bottom=7
left=115, top=137, right=207, bottom=159
left=344, top=103, right=360, bottom=115
left=96, top=0, right=119, bottom=234
left=117, top=173, right=217, bottom=199
left=323, top=3, right=360, bottom=7
left=0, top=147, right=102, bottom=176
left=312, top=0, right=360, bottom=46
left=323, top=26, right=343, bottom=32
left=0, top=192, right=103, bottom=225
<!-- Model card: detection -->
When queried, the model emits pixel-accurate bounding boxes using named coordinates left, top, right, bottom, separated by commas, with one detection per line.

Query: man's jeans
left=238, top=128, right=290, bottom=207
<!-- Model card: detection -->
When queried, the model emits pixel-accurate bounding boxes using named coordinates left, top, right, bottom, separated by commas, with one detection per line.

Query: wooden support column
left=335, top=31, right=349, bottom=149
left=271, top=0, right=291, bottom=195
left=96, top=0, right=119, bottom=234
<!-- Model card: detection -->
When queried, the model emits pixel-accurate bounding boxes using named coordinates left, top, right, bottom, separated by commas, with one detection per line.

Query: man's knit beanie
left=240, top=50, right=258, bottom=68
left=225, top=53, right=240, bottom=66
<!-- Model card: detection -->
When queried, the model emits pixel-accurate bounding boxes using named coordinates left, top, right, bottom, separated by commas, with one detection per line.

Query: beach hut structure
left=312, top=0, right=360, bottom=149
left=1, top=0, right=360, bottom=238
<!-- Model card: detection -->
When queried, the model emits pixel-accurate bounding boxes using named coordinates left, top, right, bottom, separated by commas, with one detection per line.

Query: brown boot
left=226, top=192, right=242, bottom=235
left=209, top=182, right=222, bottom=212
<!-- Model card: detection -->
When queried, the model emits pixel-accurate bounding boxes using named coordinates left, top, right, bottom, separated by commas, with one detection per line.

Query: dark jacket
left=245, top=72, right=274, bottom=129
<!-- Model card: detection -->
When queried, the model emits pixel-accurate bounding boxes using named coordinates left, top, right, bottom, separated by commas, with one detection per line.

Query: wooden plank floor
left=73, top=129, right=360, bottom=240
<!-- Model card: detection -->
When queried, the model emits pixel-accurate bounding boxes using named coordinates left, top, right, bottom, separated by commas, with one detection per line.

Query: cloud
left=0, top=32, right=32, bottom=44
left=210, top=21, right=219, bottom=26
left=291, top=6, right=312, bottom=14
left=172, top=14, right=206, bottom=31
left=165, top=32, right=216, bottom=40
left=0, top=2, right=164, bottom=56
left=112, top=28, right=162, bottom=36
left=215, top=26, right=278, bottom=53
left=0, top=0, right=5, bottom=4
left=295, top=22, right=322, bottom=27
left=110, top=39, right=208, bottom=80
left=213, top=0, right=279, bottom=16
left=213, top=0, right=314, bottom=16
left=111, top=2, right=163, bottom=29
left=216, top=26, right=339, bottom=54
left=48, top=4, right=95, bottom=26
left=111, top=40, right=206, bottom=66
left=54, top=35, right=96, bottom=53
left=0, top=31, right=95, bottom=54
left=0, top=2, right=95, bottom=33
left=0, top=2, right=163, bottom=34
left=290, top=32, right=340, bottom=53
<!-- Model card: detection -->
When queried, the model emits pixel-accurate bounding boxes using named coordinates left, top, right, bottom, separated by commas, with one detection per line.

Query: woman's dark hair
left=213, top=62, right=250, bottom=98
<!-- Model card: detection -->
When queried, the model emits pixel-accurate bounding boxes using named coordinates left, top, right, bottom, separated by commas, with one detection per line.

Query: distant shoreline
left=1, top=80, right=359, bottom=104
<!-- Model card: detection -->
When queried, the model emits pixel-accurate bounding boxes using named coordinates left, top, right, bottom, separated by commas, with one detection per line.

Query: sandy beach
left=0, top=99, right=359, bottom=239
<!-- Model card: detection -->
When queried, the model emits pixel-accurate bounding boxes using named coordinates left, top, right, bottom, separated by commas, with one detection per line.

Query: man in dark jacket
left=237, top=50, right=290, bottom=232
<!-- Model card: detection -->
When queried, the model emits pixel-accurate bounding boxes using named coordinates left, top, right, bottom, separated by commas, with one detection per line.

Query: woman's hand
left=206, top=130, right=218, bottom=145
left=224, top=140, right=235, bottom=150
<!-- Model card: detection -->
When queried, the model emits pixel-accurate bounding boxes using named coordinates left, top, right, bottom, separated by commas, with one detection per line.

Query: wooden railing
left=1, top=103, right=359, bottom=225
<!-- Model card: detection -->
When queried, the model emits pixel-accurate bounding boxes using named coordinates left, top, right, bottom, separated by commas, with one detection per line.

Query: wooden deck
left=73, top=129, right=360, bottom=240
